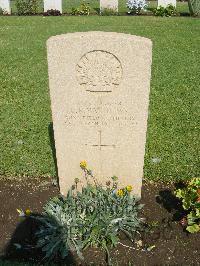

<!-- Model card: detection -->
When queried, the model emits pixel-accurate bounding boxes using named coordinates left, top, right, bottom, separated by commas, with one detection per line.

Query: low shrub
left=126, top=0, right=148, bottom=15
left=43, top=9, right=61, bottom=16
left=34, top=162, right=144, bottom=262
left=175, top=177, right=200, bottom=233
left=71, top=2, right=90, bottom=16
left=16, top=0, right=39, bottom=15
left=100, top=8, right=119, bottom=16
left=188, top=0, right=200, bottom=16
left=153, top=4, right=178, bottom=17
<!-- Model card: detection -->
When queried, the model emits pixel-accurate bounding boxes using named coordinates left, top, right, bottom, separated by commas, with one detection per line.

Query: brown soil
left=0, top=178, right=199, bottom=265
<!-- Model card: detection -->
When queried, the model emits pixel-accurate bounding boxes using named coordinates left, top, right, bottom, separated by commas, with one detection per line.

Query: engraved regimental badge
left=76, top=50, right=122, bottom=92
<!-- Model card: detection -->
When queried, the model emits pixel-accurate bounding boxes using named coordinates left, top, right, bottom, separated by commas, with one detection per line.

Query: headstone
left=100, top=0, right=118, bottom=12
left=47, top=32, right=152, bottom=198
left=0, top=0, right=11, bottom=14
left=158, top=0, right=176, bottom=8
left=44, top=0, right=62, bottom=13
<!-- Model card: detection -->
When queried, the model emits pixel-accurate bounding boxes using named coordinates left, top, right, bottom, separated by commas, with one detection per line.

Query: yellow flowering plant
left=25, top=209, right=31, bottom=216
left=117, top=189, right=124, bottom=197
left=126, top=185, right=133, bottom=192
left=80, top=160, right=87, bottom=169
left=116, top=186, right=133, bottom=197
left=35, top=163, right=144, bottom=263
left=17, top=208, right=31, bottom=217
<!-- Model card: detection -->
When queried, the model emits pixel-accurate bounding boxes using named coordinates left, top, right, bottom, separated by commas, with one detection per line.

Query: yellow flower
left=126, top=185, right=133, bottom=192
left=80, top=161, right=87, bottom=169
left=117, top=189, right=124, bottom=197
left=25, top=209, right=31, bottom=216
left=16, top=208, right=24, bottom=217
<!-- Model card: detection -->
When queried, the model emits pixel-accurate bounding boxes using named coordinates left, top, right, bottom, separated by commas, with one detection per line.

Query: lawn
left=0, top=16, right=199, bottom=182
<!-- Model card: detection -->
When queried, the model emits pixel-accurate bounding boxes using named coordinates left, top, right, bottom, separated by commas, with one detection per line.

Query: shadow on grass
left=48, top=122, right=60, bottom=190
left=1, top=214, right=76, bottom=265
left=156, top=182, right=187, bottom=221
left=179, top=12, right=190, bottom=16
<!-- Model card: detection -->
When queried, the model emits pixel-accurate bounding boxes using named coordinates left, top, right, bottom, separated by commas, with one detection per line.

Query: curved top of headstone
left=47, top=31, right=152, bottom=46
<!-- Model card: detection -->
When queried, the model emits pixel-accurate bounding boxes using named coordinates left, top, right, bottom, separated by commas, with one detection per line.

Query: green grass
left=10, top=0, right=189, bottom=14
left=0, top=16, right=199, bottom=182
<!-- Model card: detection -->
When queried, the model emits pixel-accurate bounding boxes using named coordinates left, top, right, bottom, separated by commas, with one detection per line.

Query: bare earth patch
left=0, top=178, right=199, bottom=265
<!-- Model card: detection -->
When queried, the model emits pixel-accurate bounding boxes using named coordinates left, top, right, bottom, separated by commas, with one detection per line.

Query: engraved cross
left=86, top=130, right=116, bottom=150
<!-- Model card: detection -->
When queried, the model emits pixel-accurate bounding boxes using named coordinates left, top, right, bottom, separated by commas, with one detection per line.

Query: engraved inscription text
left=65, top=101, right=135, bottom=128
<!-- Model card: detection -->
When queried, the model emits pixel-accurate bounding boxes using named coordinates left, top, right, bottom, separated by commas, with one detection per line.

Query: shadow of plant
left=156, top=182, right=187, bottom=221
left=1, top=214, right=76, bottom=265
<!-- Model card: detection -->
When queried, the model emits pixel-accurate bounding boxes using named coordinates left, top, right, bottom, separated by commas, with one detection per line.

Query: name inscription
left=65, top=101, right=136, bottom=128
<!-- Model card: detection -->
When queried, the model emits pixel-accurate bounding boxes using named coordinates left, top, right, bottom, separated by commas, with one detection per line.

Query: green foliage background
left=9, top=0, right=190, bottom=14
left=0, top=16, right=200, bottom=181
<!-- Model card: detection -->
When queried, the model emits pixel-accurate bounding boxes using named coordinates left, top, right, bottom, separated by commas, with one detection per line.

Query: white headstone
left=0, top=0, right=11, bottom=14
left=44, top=0, right=62, bottom=13
left=47, top=32, right=152, bottom=198
left=100, top=0, right=118, bottom=12
left=158, top=0, right=176, bottom=8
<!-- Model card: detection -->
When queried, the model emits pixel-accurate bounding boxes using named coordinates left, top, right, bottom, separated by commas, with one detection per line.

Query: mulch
left=0, top=178, right=199, bottom=265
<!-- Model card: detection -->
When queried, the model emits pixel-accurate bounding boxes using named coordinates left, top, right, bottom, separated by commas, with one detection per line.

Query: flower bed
left=0, top=177, right=199, bottom=265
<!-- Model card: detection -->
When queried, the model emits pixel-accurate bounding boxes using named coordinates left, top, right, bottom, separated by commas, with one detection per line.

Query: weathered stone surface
left=158, top=0, right=176, bottom=7
left=44, top=0, right=62, bottom=13
left=0, top=0, right=11, bottom=14
left=47, top=32, right=152, bottom=198
left=100, top=0, right=118, bottom=12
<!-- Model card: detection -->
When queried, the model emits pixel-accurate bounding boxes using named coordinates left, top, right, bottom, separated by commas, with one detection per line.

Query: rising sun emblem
left=76, top=50, right=122, bottom=92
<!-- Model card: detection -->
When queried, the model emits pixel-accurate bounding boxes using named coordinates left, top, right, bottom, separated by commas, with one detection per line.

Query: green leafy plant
left=16, top=0, right=39, bottom=15
left=153, top=4, right=178, bottom=17
left=100, top=8, right=119, bottom=16
left=189, top=0, right=200, bottom=16
left=43, top=9, right=61, bottom=16
left=126, top=0, right=147, bottom=15
left=188, top=0, right=200, bottom=16
left=175, top=177, right=200, bottom=233
left=35, top=161, right=144, bottom=262
left=0, top=8, right=3, bottom=15
left=71, top=2, right=90, bottom=16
